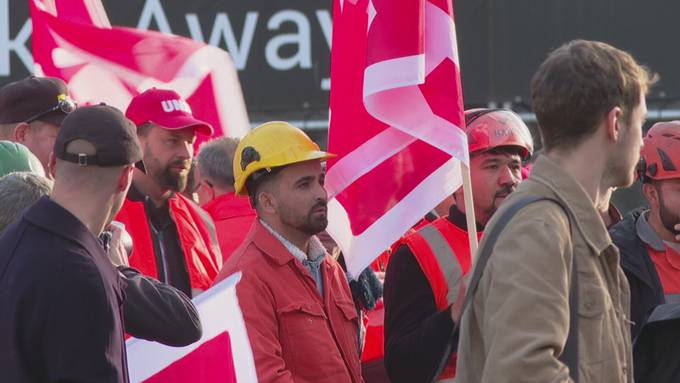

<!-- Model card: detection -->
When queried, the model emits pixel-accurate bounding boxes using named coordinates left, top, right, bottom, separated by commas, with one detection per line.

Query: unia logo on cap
left=161, top=99, right=192, bottom=114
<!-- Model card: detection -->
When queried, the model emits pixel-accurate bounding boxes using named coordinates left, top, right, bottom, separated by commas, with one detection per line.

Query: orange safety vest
left=361, top=216, right=435, bottom=363
left=401, top=217, right=481, bottom=382
left=115, top=193, right=223, bottom=291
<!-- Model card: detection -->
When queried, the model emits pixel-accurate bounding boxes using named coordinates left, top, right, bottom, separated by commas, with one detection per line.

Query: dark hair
left=137, top=122, right=154, bottom=137
left=246, top=166, right=284, bottom=208
left=531, top=40, right=657, bottom=152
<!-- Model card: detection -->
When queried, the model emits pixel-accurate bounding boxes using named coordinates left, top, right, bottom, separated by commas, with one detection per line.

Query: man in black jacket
left=0, top=105, right=140, bottom=382
left=0, top=157, right=201, bottom=348
left=610, top=121, right=680, bottom=383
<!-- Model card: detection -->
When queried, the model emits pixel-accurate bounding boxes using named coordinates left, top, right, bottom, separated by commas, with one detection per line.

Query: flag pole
left=460, top=161, right=478, bottom=260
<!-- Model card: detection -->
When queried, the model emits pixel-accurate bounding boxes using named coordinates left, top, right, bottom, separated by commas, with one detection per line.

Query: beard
left=658, top=187, right=680, bottom=236
left=302, top=200, right=329, bottom=235
left=143, top=148, right=189, bottom=192
left=487, top=184, right=516, bottom=215
left=280, top=199, right=329, bottom=236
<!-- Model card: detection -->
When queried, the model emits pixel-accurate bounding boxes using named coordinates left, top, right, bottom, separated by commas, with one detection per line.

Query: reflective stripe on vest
left=419, top=224, right=465, bottom=309
left=402, top=217, right=480, bottom=382
left=405, top=218, right=477, bottom=311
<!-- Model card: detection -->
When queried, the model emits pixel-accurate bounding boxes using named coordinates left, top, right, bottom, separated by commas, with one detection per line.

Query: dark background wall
left=3, top=0, right=676, bottom=211
left=4, top=1, right=680, bottom=120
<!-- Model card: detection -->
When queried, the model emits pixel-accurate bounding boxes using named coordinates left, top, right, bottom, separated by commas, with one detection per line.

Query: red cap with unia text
left=125, top=88, right=213, bottom=136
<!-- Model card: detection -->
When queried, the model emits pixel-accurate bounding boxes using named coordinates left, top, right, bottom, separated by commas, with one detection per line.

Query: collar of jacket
left=529, top=155, right=612, bottom=255
left=611, top=208, right=648, bottom=271
left=23, top=196, right=104, bottom=254
left=259, top=218, right=326, bottom=264
left=636, top=211, right=666, bottom=251
left=447, top=204, right=485, bottom=232
left=250, top=220, right=330, bottom=268
left=201, top=192, right=255, bottom=221
left=126, top=182, right=177, bottom=204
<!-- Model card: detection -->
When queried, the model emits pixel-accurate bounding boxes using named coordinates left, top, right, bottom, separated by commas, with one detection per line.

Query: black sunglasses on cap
left=25, top=94, right=77, bottom=123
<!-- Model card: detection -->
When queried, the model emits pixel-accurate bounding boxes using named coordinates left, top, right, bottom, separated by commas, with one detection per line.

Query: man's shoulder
left=0, top=222, right=105, bottom=292
left=1, top=220, right=72, bottom=265
left=219, top=239, right=268, bottom=277
left=493, top=186, right=570, bottom=229
left=481, top=190, right=572, bottom=266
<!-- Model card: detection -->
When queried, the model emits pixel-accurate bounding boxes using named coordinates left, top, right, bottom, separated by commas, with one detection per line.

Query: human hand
left=106, top=222, right=131, bottom=268
left=375, top=271, right=385, bottom=284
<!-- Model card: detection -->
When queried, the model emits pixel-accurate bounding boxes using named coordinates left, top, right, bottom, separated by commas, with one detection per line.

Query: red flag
left=326, top=0, right=468, bottom=277
left=29, top=0, right=249, bottom=141
left=126, top=273, right=257, bottom=382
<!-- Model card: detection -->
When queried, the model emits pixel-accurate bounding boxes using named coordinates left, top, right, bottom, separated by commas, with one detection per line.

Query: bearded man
left=114, top=88, right=222, bottom=297
left=214, top=121, right=363, bottom=383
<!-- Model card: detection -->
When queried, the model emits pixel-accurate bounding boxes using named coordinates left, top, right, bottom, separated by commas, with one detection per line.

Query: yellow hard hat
left=233, top=121, right=336, bottom=195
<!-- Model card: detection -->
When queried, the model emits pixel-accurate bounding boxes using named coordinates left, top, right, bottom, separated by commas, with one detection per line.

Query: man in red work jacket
left=383, top=109, right=534, bottom=383
left=115, top=88, right=222, bottom=298
left=214, top=121, right=363, bottom=383
left=195, top=136, right=256, bottom=261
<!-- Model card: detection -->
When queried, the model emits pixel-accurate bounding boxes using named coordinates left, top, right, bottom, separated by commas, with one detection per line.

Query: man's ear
left=48, top=152, right=57, bottom=179
left=118, top=166, right=135, bottom=193
left=605, top=106, right=623, bottom=142
left=13, top=122, right=31, bottom=143
left=642, top=182, right=660, bottom=210
left=257, top=191, right=277, bottom=215
left=197, top=180, right=215, bottom=203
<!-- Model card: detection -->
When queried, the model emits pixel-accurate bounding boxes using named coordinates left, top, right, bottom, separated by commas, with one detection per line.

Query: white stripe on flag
left=126, top=272, right=257, bottom=382
left=363, top=54, right=425, bottom=98
left=329, top=156, right=463, bottom=278
left=325, top=127, right=416, bottom=198
left=364, top=83, right=468, bottom=161
left=424, top=1, right=460, bottom=75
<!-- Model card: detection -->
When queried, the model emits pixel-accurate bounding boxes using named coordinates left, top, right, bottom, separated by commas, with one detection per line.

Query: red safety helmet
left=639, top=121, right=680, bottom=182
left=464, top=108, right=534, bottom=159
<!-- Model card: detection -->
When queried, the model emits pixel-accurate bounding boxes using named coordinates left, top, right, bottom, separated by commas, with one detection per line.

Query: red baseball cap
left=125, top=88, right=213, bottom=136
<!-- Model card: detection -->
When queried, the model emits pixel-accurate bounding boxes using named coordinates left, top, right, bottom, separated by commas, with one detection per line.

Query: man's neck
left=450, top=202, right=486, bottom=230
left=546, top=142, right=609, bottom=206
left=262, top=218, right=312, bottom=255
left=132, top=169, right=172, bottom=206
left=51, top=189, right=110, bottom=236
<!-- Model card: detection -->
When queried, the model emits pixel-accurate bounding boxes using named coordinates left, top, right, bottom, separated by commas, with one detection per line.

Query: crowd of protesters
left=1, top=39, right=680, bottom=383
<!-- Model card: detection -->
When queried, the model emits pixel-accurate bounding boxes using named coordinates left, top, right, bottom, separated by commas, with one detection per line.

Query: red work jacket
left=201, top=192, right=256, bottom=261
left=215, top=221, right=364, bottom=383
left=115, top=193, right=222, bottom=291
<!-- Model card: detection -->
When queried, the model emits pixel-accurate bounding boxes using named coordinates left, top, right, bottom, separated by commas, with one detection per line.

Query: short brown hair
left=531, top=40, right=657, bottom=152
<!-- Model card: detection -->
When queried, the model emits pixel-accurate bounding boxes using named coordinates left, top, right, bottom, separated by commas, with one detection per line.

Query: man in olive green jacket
left=456, top=40, right=656, bottom=383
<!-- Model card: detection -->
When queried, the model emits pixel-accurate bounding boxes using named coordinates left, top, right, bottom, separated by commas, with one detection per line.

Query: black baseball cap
left=0, top=76, right=75, bottom=125
left=54, top=104, right=143, bottom=167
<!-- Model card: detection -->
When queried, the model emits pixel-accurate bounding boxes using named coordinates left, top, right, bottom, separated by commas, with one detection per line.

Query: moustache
left=168, top=160, right=191, bottom=170
left=310, top=200, right=328, bottom=214
left=494, top=185, right=516, bottom=199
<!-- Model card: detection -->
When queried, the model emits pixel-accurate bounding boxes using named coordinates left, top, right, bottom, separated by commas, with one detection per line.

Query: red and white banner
left=29, top=0, right=250, bottom=141
left=326, top=0, right=468, bottom=277
left=126, top=272, right=257, bottom=383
